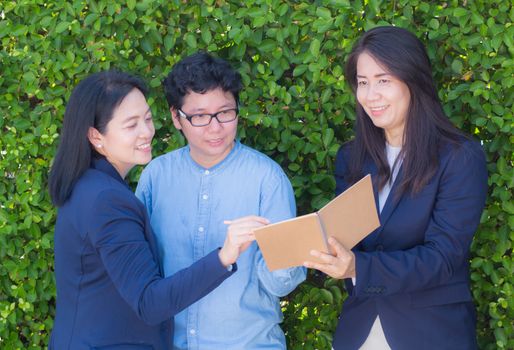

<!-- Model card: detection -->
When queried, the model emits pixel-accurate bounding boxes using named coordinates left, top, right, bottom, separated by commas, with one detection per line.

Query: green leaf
left=309, top=38, right=321, bottom=58
left=201, top=25, right=212, bottom=44
left=184, top=33, right=197, bottom=48
left=322, top=128, right=334, bottom=147
left=451, top=59, right=463, bottom=74
left=127, top=0, right=136, bottom=10
left=316, top=7, right=332, bottom=19
left=320, top=288, right=334, bottom=304
left=55, top=21, right=70, bottom=33
left=454, top=8, right=468, bottom=17
left=293, top=65, right=307, bottom=77
left=429, top=19, right=439, bottom=30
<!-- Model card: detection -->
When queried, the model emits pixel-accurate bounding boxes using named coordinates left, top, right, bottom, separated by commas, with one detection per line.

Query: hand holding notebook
left=254, top=175, right=380, bottom=271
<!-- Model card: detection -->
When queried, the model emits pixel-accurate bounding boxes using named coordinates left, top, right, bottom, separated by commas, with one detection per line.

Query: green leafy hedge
left=1, top=0, right=512, bottom=348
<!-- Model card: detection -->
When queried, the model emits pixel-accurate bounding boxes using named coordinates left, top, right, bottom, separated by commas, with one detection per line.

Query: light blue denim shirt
left=136, top=140, right=306, bottom=350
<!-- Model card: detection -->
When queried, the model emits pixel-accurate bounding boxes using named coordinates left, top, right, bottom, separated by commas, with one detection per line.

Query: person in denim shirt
left=136, top=52, right=306, bottom=350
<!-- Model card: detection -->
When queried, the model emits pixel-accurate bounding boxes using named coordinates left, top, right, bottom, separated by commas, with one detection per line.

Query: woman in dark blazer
left=304, top=27, right=488, bottom=349
left=48, top=71, right=261, bottom=349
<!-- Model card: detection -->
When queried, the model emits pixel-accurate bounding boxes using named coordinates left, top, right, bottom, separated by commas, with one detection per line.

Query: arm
left=89, top=189, right=234, bottom=326
left=309, top=141, right=488, bottom=296
left=255, top=171, right=307, bottom=297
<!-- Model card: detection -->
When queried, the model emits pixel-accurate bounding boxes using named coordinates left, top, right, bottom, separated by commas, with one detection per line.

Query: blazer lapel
left=362, top=161, right=404, bottom=247
left=375, top=165, right=404, bottom=236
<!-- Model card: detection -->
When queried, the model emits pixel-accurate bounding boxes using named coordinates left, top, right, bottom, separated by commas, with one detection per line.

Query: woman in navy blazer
left=304, top=27, right=488, bottom=349
left=48, top=71, right=260, bottom=349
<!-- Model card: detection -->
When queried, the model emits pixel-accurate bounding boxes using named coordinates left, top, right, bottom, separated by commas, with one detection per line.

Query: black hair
left=162, top=51, right=243, bottom=110
left=48, top=70, right=147, bottom=206
left=344, top=26, right=465, bottom=194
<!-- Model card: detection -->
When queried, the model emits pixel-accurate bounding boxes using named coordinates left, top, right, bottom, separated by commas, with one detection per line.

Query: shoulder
left=78, top=170, right=135, bottom=206
left=85, top=179, right=145, bottom=233
left=436, top=137, right=487, bottom=187
left=72, top=168, right=118, bottom=200
left=139, top=147, right=188, bottom=184
left=237, top=143, right=288, bottom=178
left=335, top=140, right=357, bottom=174
left=439, top=137, right=486, bottom=167
left=62, top=169, right=141, bottom=231
left=143, top=147, right=186, bottom=173
left=336, top=140, right=354, bottom=162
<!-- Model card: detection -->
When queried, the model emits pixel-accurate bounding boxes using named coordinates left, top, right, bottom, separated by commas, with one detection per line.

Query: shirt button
left=189, top=329, right=196, bottom=335
left=198, top=226, right=204, bottom=232
left=202, top=194, right=208, bottom=200
left=204, top=170, right=210, bottom=175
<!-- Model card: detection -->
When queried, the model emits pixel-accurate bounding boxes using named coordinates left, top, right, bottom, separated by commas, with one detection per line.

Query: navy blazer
left=50, top=158, right=234, bottom=350
left=332, top=139, right=487, bottom=350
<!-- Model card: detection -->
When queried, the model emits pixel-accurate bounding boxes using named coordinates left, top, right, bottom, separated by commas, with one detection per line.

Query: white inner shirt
left=358, top=143, right=402, bottom=350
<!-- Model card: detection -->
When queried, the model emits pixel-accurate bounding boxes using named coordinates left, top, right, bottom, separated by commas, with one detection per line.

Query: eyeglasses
left=177, top=107, right=239, bottom=127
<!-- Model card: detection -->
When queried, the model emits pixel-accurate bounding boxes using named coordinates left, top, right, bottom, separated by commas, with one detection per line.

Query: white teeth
left=137, top=143, right=150, bottom=150
left=370, top=106, right=387, bottom=111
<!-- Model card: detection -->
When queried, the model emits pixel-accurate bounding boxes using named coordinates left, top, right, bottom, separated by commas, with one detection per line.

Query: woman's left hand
left=303, top=236, right=356, bottom=279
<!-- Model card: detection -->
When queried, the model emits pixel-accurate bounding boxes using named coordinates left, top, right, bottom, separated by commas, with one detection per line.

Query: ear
left=171, top=107, right=182, bottom=131
left=88, top=127, right=104, bottom=153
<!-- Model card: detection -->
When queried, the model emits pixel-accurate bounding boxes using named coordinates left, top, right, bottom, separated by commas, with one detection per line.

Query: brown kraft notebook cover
left=254, top=174, right=380, bottom=271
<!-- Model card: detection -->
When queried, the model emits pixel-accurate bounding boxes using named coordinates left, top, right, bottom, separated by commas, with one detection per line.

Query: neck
left=385, top=130, right=403, bottom=147
left=110, top=161, right=131, bottom=179
left=191, top=141, right=235, bottom=169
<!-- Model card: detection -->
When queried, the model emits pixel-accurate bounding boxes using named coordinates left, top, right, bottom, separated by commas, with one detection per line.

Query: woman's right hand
left=218, top=215, right=270, bottom=267
left=303, top=236, right=356, bottom=279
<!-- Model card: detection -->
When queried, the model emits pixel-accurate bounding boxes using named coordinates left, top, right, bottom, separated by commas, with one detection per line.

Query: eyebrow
left=188, top=104, right=237, bottom=113
left=356, top=73, right=392, bottom=78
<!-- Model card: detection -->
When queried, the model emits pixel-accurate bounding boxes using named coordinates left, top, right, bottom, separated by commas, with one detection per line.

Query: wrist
left=218, top=247, right=234, bottom=268
left=348, top=252, right=356, bottom=278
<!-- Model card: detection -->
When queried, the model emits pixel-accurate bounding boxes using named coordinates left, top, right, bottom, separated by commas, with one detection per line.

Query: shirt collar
left=91, top=156, right=129, bottom=188
left=186, top=139, right=241, bottom=173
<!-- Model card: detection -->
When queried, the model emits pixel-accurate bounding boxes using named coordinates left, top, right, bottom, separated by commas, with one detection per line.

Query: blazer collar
left=91, top=157, right=129, bottom=188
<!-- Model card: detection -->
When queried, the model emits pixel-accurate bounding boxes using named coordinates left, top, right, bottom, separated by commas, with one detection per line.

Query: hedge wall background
left=0, top=0, right=512, bottom=349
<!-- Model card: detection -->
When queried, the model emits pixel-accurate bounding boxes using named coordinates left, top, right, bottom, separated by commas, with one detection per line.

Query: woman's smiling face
left=356, top=52, right=411, bottom=146
left=90, top=88, right=155, bottom=177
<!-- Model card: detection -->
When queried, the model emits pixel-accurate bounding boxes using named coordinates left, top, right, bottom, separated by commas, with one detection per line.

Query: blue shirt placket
left=187, top=167, right=212, bottom=349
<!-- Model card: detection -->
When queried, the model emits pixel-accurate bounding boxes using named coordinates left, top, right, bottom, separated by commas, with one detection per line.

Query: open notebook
left=254, top=174, right=380, bottom=271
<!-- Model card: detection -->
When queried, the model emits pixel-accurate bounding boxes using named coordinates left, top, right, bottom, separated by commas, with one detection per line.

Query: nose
left=366, top=83, right=381, bottom=101
left=140, top=119, right=155, bottom=139
left=207, top=115, right=222, bottom=131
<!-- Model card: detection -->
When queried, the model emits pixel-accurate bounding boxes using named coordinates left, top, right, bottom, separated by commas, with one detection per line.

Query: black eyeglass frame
left=177, top=107, right=239, bottom=127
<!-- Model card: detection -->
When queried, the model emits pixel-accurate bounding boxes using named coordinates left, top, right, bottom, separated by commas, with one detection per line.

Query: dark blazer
left=332, top=139, right=487, bottom=350
left=50, top=158, right=234, bottom=350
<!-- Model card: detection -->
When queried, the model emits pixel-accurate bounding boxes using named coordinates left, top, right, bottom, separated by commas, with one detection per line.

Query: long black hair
left=344, top=26, right=465, bottom=194
left=48, top=71, right=147, bottom=206
left=163, top=51, right=243, bottom=110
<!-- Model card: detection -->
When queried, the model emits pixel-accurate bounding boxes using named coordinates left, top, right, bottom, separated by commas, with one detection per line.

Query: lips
left=136, top=143, right=151, bottom=151
left=207, top=138, right=223, bottom=146
left=368, top=105, right=388, bottom=117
